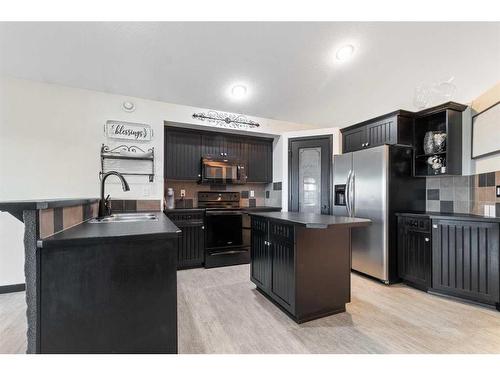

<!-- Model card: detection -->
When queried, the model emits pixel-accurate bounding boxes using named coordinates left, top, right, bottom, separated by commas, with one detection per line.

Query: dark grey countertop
left=396, top=211, right=500, bottom=223
left=163, top=206, right=282, bottom=213
left=248, top=211, right=371, bottom=229
left=0, top=198, right=99, bottom=211
left=38, top=212, right=180, bottom=249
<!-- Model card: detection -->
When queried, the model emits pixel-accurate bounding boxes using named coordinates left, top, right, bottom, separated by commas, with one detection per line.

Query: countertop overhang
left=38, top=212, right=180, bottom=248
left=396, top=211, right=500, bottom=223
left=0, top=198, right=99, bottom=222
left=248, top=211, right=372, bottom=229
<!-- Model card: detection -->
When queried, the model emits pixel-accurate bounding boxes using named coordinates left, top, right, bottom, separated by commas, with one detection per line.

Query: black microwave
left=200, top=156, right=247, bottom=184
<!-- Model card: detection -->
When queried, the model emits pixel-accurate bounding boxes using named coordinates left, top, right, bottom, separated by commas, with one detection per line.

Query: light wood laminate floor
left=2, top=265, right=500, bottom=354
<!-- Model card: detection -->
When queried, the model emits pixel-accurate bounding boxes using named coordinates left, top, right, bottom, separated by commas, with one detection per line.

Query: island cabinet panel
left=431, top=219, right=500, bottom=305
left=250, top=216, right=272, bottom=290
left=166, top=211, right=205, bottom=269
left=164, top=128, right=201, bottom=180
left=270, top=222, right=295, bottom=313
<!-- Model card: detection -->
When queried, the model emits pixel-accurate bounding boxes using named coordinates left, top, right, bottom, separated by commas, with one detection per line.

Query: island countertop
left=38, top=212, right=180, bottom=248
left=248, top=211, right=371, bottom=229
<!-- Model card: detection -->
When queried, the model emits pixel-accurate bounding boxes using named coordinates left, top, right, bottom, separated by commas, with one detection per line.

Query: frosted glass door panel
left=298, top=147, right=321, bottom=214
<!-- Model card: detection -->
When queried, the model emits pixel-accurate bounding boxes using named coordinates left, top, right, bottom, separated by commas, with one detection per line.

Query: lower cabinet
left=165, top=211, right=205, bottom=269
left=397, top=216, right=432, bottom=290
left=398, top=214, right=500, bottom=310
left=431, top=219, right=500, bottom=306
left=250, top=216, right=296, bottom=315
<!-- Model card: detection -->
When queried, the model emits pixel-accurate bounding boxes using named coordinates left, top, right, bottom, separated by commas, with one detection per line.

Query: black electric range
left=198, top=192, right=250, bottom=268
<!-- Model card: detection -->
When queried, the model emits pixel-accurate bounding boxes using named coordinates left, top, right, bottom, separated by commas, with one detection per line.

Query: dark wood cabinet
left=269, top=221, right=295, bottom=312
left=341, top=111, right=414, bottom=153
left=397, top=213, right=500, bottom=311
left=397, top=216, right=432, bottom=290
left=247, top=138, right=273, bottom=183
left=431, top=219, right=500, bottom=305
left=250, top=214, right=355, bottom=323
left=165, top=125, right=273, bottom=183
left=165, top=210, right=205, bottom=269
left=250, top=216, right=272, bottom=290
left=413, top=102, right=467, bottom=177
left=251, top=216, right=296, bottom=315
left=164, top=127, right=201, bottom=180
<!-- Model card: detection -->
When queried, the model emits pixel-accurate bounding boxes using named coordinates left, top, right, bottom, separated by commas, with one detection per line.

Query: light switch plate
left=250, top=190, right=255, bottom=198
left=496, top=185, right=500, bottom=197
left=180, top=189, right=186, bottom=197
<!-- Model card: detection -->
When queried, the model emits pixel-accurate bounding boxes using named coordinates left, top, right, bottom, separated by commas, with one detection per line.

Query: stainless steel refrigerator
left=333, top=145, right=425, bottom=283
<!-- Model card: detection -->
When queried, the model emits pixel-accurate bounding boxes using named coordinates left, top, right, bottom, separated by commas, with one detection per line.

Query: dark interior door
left=289, top=136, right=332, bottom=214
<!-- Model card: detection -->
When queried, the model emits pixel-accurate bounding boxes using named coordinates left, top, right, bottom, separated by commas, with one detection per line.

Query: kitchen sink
left=89, top=213, right=158, bottom=223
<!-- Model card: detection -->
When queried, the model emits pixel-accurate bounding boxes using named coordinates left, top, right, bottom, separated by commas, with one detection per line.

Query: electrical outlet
left=180, top=189, right=186, bottom=198
left=250, top=190, right=255, bottom=198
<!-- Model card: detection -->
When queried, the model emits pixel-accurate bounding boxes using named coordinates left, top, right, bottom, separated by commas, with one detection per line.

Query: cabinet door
left=247, top=139, right=273, bottom=183
left=201, top=133, right=226, bottom=157
left=432, top=219, right=500, bottom=304
left=398, top=220, right=431, bottom=289
left=165, top=128, right=201, bottom=180
left=365, top=116, right=397, bottom=148
left=342, top=127, right=366, bottom=153
left=176, top=224, right=205, bottom=269
left=250, top=216, right=271, bottom=290
left=269, top=221, right=295, bottom=313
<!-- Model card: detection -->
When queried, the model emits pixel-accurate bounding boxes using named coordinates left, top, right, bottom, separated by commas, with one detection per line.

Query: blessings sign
left=105, top=120, right=153, bottom=141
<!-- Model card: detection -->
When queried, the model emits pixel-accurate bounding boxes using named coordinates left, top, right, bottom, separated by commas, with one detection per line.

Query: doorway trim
left=288, top=135, right=333, bottom=214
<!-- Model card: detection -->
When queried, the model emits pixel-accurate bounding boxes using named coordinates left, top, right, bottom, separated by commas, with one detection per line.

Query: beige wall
left=469, top=82, right=500, bottom=174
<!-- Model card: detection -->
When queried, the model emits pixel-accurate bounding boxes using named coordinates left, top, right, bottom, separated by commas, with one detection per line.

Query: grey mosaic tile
left=440, top=200, right=454, bottom=213
left=440, top=188, right=454, bottom=201
left=426, top=178, right=440, bottom=189
left=426, top=200, right=440, bottom=212
left=427, top=189, right=440, bottom=200
left=454, top=201, right=470, bottom=214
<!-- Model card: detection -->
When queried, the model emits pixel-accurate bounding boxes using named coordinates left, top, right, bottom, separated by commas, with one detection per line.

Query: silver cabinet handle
left=201, top=226, right=205, bottom=230
left=425, top=237, right=430, bottom=242
left=432, top=224, right=438, bottom=229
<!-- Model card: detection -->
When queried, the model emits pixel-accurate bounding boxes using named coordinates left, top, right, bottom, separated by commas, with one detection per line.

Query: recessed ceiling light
left=336, top=44, right=355, bottom=61
left=230, top=84, right=248, bottom=100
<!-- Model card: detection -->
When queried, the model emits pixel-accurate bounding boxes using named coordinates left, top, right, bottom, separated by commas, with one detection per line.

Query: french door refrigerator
left=333, top=145, right=425, bottom=283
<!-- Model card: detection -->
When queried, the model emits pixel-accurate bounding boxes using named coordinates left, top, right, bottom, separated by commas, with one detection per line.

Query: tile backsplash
left=426, top=171, right=500, bottom=216
left=165, top=180, right=282, bottom=208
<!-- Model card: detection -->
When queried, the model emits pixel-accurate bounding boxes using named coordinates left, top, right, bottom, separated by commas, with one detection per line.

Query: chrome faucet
left=98, top=171, right=130, bottom=218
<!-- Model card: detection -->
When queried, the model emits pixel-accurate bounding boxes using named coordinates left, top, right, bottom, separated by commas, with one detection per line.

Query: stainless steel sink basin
left=89, top=213, right=158, bottom=223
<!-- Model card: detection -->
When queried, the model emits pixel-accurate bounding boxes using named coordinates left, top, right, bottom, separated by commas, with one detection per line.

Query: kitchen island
left=248, top=211, right=371, bottom=323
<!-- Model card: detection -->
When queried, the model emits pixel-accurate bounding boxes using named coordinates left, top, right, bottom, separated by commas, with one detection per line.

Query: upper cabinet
left=165, top=125, right=273, bottom=183
left=413, top=102, right=467, bottom=177
left=340, top=102, right=468, bottom=177
left=164, top=127, right=202, bottom=180
left=247, top=138, right=273, bottom=183
left=341, top=111, right=414, bottom=153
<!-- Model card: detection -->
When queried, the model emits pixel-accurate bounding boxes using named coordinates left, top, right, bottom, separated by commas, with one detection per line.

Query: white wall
left=0, top=76, right=318, bottom=286
left=273, top=127, right=342, bottom=211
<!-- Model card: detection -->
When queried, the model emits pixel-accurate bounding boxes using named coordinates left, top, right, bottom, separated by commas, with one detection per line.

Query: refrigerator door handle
left=350, top=172, right=355, bottom=217
left=346, top=169, right=352, bottom=217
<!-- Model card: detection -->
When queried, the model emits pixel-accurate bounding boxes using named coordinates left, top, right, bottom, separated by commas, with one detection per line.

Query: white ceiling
left=0, top=22, right=499, bottom=128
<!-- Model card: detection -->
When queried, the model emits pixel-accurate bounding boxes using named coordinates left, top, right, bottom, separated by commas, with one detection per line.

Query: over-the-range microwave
left=200, top=156, right=247, bottom=184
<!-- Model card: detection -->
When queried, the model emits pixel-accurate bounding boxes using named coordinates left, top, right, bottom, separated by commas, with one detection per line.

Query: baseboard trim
left=0, top=283, right=26, bottom=294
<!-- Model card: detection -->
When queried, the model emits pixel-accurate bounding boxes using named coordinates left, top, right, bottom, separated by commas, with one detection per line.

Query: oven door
left=205, top=211, right=243, bottom=251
